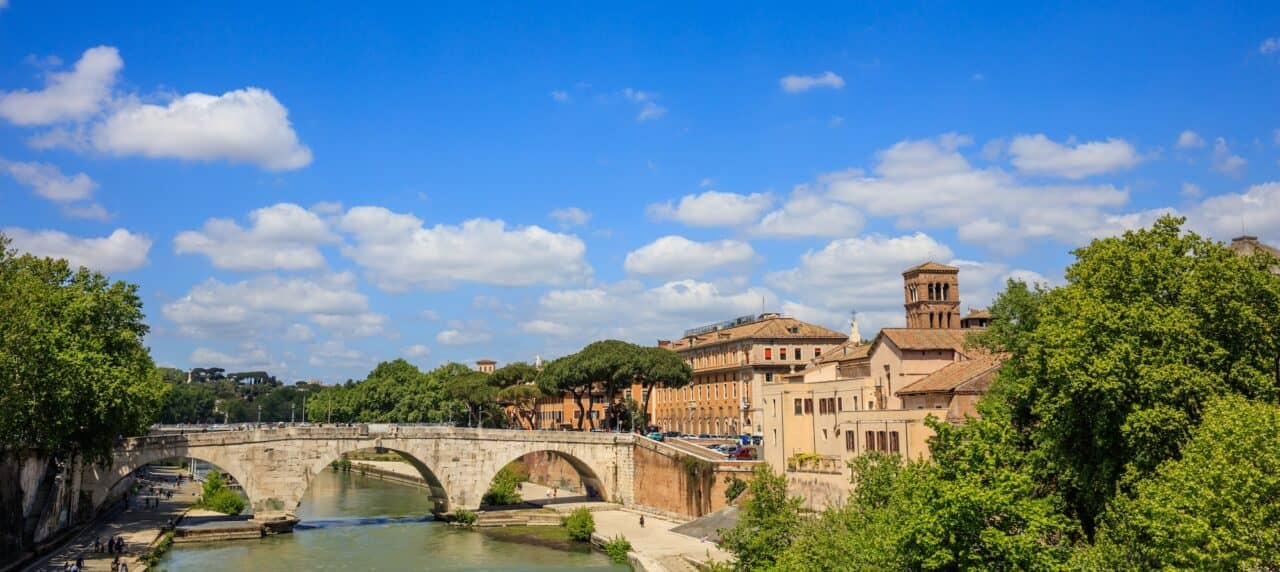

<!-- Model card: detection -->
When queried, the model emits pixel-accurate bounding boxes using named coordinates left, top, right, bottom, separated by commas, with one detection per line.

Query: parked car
left=697, top=434, right=712, bottom=439
left=646, top=432, right=665, bottom=442
left=663, top=431, right=681, bottom=438
left=730, top=447, right=757, bottom=460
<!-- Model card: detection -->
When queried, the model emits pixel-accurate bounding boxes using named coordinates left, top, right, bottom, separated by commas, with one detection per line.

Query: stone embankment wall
left=630, top=439, right=759, bottom=519
left=0, top=451, right=104, bottom=565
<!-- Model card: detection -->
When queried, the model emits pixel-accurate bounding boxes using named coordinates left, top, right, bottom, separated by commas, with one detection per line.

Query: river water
left=159, top=468, right=625, bottom=571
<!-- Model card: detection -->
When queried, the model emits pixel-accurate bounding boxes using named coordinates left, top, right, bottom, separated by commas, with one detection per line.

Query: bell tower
left=902, top=262, right=960, bottom=329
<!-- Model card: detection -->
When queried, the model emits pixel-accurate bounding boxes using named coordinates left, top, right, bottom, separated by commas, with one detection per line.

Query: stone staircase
left=473, top=508, right=563, bottom=527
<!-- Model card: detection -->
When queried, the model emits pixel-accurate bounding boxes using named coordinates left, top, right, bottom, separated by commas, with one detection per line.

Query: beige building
left=652, top=313, right=849, bottom=436
left=760, top=261, right=999, bottom=479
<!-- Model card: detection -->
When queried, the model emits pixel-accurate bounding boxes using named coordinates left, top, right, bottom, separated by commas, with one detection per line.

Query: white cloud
left=827, top=115, right=845, bottom=128
left=1176, top=130, right=1205, bottom=149
left=549, top=206, right=591, bottom=227
left=1, top=159, right=97, bottom=202
left=420, top=309, right=441, bottom=321
left=1212, top=138, right=1246, bottom=176
left=307, top=340, right=370, bottom=368
left=624, top=235, right=755, bottom=278
left=754, top=190, right=863, bottom=238
left=3, top=227, right=150, bottom=273
left=283, top=324, right=316, bottom=342
left=529, top=279, right=776, bottom=345
left=1008, top=134, right=1141, bottom=179
left=779, top=71, right=845, bottom=93
left=403, top=344, right=431, bottom=358
left=190, top=341, right=282, bottom=372
left=1194, top=182, right=1280, bottom=243
left=89, top=88, right=311, bottom=170
left=814, top=134, right=1136, bottom=246
left=436, top=324, right=493, bottom=346
left=766, top=232, right=954, bottom=311
left=162, top=272, right=384, bottom=338
left=337, top=206, right=591, bottom=290
left=647, top=190, right=774, bottom=227
left=1260, top=37, right=1280, bottom=55
left=1181, top=182, right=1202, bottom=198
left=519, top=320, right=574, bottom=337
left=0, top=46, right=121, bottom=126
left=174, top=203, right=336, bottom=270
left=550, top=90, right=571, bottom=103
left=59, top=203, right=111, bottom=221
left=621, top=88, right=666, bottom=121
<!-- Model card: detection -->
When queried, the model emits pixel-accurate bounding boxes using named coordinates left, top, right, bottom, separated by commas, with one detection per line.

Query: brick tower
left=902, top=262, right=960, bottom=329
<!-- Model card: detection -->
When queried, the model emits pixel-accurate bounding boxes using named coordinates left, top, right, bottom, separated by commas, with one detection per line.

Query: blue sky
left=2, top=2, right=1278, bottom=382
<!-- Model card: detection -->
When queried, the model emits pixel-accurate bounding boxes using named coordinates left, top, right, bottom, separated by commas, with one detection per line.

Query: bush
left=197, top=472, right=246, bottom=515
left=201, top=488, right=246, bottom=515
left=563, top=507, right=595, bottom=541
left=482, top=466, right=524, bottom=506
left=602, top=534, right=632, bottom=563
left=723, top=475, right=747, bottom=503
left=453, top=509, right=477, bottom=526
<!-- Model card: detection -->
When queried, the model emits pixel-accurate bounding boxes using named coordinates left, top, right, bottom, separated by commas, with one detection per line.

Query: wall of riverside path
left=630, top=438, right=760, bottom=520
left=0, top=451, right=104, bottom=566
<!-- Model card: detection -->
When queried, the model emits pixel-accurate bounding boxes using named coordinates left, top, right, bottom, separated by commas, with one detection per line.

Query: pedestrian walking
left=639, top=515, right=645, bottom=528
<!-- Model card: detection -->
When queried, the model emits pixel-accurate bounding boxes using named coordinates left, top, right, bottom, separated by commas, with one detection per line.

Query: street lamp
left=257, top=405, right=262, bottom=425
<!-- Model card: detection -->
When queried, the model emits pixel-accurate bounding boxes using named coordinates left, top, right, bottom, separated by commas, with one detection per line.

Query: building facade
left=651, top=313, right=849, bottom=436
left=760, top=261, right=998, bottom=478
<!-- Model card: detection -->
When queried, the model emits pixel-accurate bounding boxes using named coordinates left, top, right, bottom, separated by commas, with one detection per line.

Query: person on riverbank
left=639, top=515, right=645, bottom=528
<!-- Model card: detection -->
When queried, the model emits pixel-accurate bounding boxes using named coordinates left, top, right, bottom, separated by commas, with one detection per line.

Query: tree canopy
left=0, top=234, right=167, bottom=464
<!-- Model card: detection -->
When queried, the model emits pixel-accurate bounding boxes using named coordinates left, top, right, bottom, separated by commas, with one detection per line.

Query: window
left=765, top=372, right=774, bottom=382
left=889, top=431, right=900, bottom=454
left=814, top=347, right=822, bottom=357
left=764, top=347, right=772, bottom=360
left=865, top=431, right=875, bottom=451
left=794, top=348, right=802, bottom=360
left=877, top=431, right=887, bottom=452
left=837, top=397, right=843, bottom=411
left=794, top=399, right=803, bottom=415
left=780, top=348, right=787, bottom=360
left=804, top=398, right=813, bottom=414
left=845, top=431, right=856, bottom=451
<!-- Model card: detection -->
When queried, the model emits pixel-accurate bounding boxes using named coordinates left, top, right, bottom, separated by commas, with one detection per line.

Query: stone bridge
left=81, top=426, right=637, bottom=519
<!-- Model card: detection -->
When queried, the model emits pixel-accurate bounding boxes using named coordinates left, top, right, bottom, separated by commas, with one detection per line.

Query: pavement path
left=29, top=466, right=198, bottom=571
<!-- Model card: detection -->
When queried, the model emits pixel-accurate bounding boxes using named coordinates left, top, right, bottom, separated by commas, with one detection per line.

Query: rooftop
left=896, top=356, right=1002, bottom=396
left=874, top=328, right=971, bottom=353
left=670, top=314, right=847, bottom=351
left=902, top=261, right=959, bottom=275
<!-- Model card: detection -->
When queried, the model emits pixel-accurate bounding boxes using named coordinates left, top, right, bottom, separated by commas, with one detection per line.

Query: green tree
left=443, top=368, right=499, bottom=427
left=0, top=235, right=167, bottom=465
left=721, top=464, right=803, bottom=571
left=537, top=355, right=595, bottom=430
left=1080, top=395, right=1280, bottom=570
left=158, top=383, right=216, bottom=424
left=985, top=216, right=1280, bottom=534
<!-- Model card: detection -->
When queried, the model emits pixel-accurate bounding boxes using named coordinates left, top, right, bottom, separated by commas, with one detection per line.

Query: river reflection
left=160, top=468, right=626, bottom=571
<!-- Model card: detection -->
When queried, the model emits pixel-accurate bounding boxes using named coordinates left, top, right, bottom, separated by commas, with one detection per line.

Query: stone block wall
left=631, top=439, right=758, bottom=519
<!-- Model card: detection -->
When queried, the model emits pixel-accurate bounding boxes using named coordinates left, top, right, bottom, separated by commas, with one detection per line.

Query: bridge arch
left=303, top=447, right=450, bottom=514
left=82, top=443, right=257, bottom=515
left=484, top=449, right=607, bottom=505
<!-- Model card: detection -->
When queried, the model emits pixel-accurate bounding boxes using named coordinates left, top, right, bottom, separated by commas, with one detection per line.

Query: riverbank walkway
left=353, top=460, right=731, bottom=571
left=28, top=466, right=198, bottom=571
